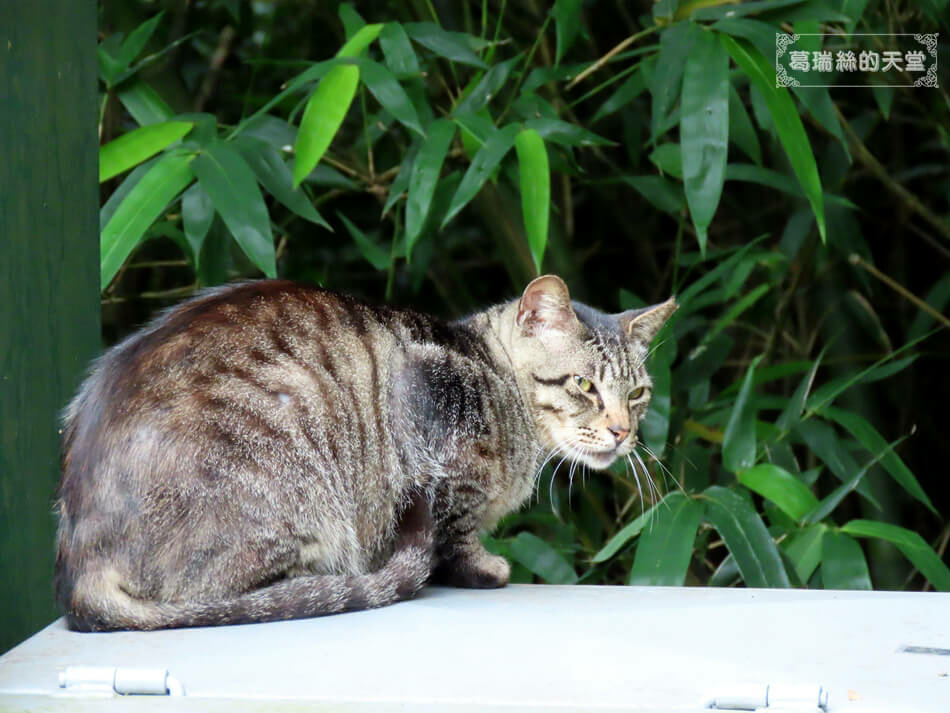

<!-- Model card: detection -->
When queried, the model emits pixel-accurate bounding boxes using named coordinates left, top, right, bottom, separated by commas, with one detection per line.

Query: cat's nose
left=607, top=424, right=630, bottom=445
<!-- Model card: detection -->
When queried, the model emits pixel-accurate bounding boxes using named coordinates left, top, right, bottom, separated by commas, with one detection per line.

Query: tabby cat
left=55, top=275, right=676, bottom=630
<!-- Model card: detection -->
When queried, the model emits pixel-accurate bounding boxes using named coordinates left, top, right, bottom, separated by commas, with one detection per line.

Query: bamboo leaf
left=454, top=55, right=522, bottom=116
left=457, top=110, right=496, bottom=157
left=192, top=142, right=276, bottom=278
left=803, top=441, right=895, bottom=526
left=805, top=352, right=919, bottom=416
left=790, top=85, right=849, bottom=161
left=338, top=4, right=366, bottom=39
left=727, top=82, right=762, bottom=165
left=720, top=35, right=825, bottom=242
left=653, top=0, right=677, bottom=23
left=774, top=350, right=824, bottom=432
left=181, top=182, right=214, bottom=269
left=97, top=44, right=125, bottom=87
left=704, top=485, right=791, bottom=588
left=737, top=463, right=819, bottom=521
left=712, top=17, right=788, bottom=62
left=821, top=530, right=871, bottom=590
left=650, top=23, right=695, bottom=141
left=405, top=118, right=456, bottom=255
left=726, top=163, right=802, bottom=196
left=235, top=137, right=331, bottom=230
left=782, top=523, right=825, bottom=584
left=102, top=121, right=195, bottom=182
left=841, top=520, right=950, bottom=592
left=722, top=354, right=763, bottom=473
left=822, top=407, right=936, bottom=516
left=593, top=68, right=647, bottom=123
left=382, top=139, right=419, bottom=218
left=293, top=63, right=360, bottom=187
left=118, top=32, right=203, bottom=87
left=455, top=112, right=496, bottom=145
left=523, top=65, right=586, bottom=93
left=705, top=283, right=769, bottom=343
left=357, top=59, right=424, bottom=136
left=628, top=493, right=704, bottom=586
left=305, top=165, right=360, bottom=191
left=380, top=22, right=420, bottom=76
left=676, top=332, right=733, bottom=397
left=442, top=123, right=521, bottom=228
left=592, top=500, right=666, bottom=563
left=275, top=59, right=339, bottom=97
left=692, top=0, right=807, bottom=21
left=709, top=552, right=740, bottom=587
left=116, top=78, right=174, bottom=126
left=641, top=325, right=676, bottom=456
left=842, top=0, right=871, bottom=32
left=100, top=152, right=194, bottom=290
left=909, top=273, right=950, bottom=340
left=795, top=419, right=880, bottom=509
left=337, top=23, right=383, bottom=58
left=100, top=157, right=157, bottom=229
left=524, top=117, right=614, bottom=147
left=197, top=219, right=231, bottom=287
left=509, top=532, right=578, bottom=584
left=338, top=213, right=390, bottom=271
left=621, top=175, right=684, bottom=215
left=115, top=11, right=165, bottom=71
left=514, top=128, right=550, bottom=273
left=404, top=23, right=487, bottom=68
left=676, top=236, right=768, bottom=313
left=553, top=0, right=584, bottom=64
left=681, top=24, right=729, bottom=254
left=649, top=143, right=682, bottom=178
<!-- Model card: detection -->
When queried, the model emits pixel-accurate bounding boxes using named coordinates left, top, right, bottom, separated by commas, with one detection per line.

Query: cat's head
left=510, top=275, right=677, bottom=470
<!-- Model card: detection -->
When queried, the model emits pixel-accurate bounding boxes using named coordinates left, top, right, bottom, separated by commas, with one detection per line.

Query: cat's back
left=60, top=281, right=450, bottom=497
left=77, top=280, right=427, bottom=404
left=95, top=280, right=405, bottom=395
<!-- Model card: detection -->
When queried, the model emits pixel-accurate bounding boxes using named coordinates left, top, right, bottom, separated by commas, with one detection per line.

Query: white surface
left=0, top=585, right=948, bottom=712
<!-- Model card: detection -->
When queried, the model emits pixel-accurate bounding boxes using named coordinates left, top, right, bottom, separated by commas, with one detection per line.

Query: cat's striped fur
left=55, top=276, right=676, bottom=630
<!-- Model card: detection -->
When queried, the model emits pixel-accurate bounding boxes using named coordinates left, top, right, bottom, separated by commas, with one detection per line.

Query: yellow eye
left=573, top=375, right=593, bottom=392
left=629, top=386, right=645, bottom=401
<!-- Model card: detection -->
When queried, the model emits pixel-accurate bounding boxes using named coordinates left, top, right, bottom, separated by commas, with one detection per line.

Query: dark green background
left=0, top=1, right=100, bottom=653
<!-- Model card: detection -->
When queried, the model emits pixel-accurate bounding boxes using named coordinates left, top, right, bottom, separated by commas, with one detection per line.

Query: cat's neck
left=457, top=302, right=513, bottom=366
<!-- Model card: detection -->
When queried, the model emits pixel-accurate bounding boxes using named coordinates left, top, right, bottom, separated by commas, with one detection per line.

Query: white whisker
left=631, top=448, right=661, bottom=507
left=625, top=454, right=644, bottom=506
left=639, top=442, right=680, bottom=494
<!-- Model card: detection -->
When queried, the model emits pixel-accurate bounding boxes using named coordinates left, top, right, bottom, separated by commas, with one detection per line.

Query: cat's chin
left=578, top=447, right=621, bottom=470
left=544, top=438, right=623, bottom=470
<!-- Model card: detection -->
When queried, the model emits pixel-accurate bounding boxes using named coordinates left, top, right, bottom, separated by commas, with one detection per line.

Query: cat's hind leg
left=61, top=492, right=435, bottom=631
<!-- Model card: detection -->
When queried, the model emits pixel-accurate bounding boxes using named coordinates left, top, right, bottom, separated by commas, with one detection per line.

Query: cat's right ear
left=516, top=275, right=578, bottom=336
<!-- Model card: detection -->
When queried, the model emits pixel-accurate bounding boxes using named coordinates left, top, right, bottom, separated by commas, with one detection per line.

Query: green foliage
left=97, top=0, right=949, bottom=592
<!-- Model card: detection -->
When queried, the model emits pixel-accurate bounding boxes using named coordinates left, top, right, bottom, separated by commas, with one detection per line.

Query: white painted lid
left=1, top=585, right=948, bottom=711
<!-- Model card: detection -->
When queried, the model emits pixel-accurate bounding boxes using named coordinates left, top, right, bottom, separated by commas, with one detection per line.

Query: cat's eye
left=573, top=375, right=593, bottom=393
left=628, top=386, right=646, bottom=401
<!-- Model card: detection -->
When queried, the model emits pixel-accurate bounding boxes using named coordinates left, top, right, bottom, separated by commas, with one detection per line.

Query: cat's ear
left=618, top=297, right=678, bottom=344
left=516, top=275, right=578, bottom=336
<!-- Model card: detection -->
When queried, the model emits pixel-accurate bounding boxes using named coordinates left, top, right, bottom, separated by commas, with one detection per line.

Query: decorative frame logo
left=776, top=33, right=938, bottom=88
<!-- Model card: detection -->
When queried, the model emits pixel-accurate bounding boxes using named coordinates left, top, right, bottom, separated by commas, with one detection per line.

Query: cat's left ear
left=516, top=275, right=579, bottom=336
left=618, top=297, right=678, bottom=344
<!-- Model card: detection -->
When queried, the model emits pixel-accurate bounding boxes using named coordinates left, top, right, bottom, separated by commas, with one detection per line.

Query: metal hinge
left=58, top=666, right=185, bottom=696
left=706, top=684, right=829, bottom=711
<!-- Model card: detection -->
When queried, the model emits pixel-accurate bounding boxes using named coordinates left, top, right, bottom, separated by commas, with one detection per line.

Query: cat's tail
left=62, top=496, right=435, bottom=631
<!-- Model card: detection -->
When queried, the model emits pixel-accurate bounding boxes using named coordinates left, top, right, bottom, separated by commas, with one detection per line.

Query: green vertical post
left=0, top=2, right=100, bottom=652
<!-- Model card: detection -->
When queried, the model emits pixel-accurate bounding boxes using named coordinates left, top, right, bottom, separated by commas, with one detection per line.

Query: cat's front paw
left=437, top=551, right=510, bottom=589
